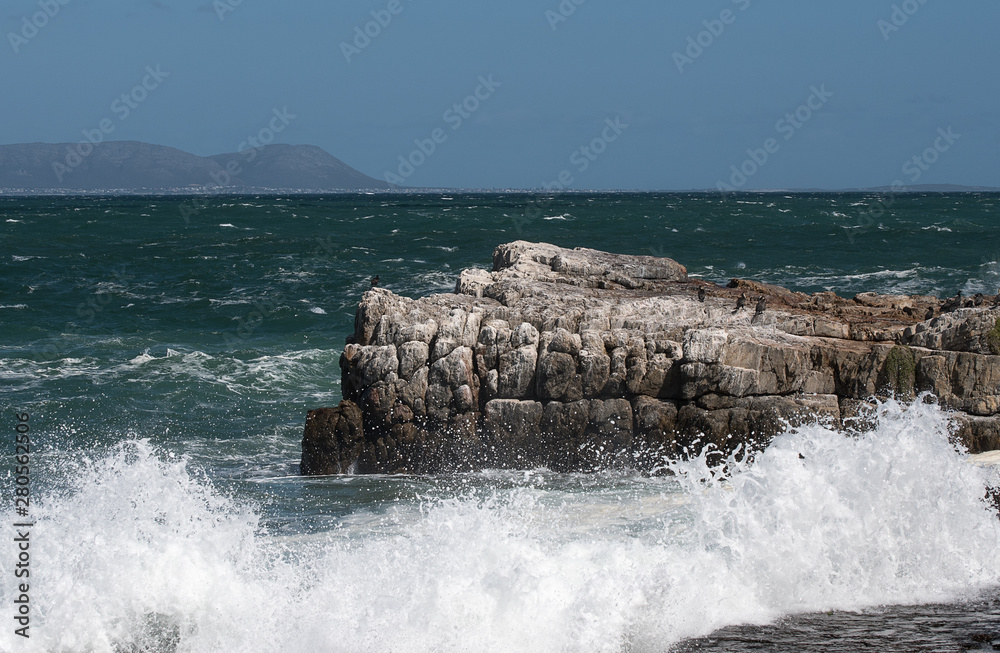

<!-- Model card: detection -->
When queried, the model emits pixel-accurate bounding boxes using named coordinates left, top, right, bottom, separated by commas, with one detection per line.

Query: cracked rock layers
left=302, top=241, right=1000, bottom=474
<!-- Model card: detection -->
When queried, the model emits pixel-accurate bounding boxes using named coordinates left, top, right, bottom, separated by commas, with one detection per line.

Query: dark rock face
left=300, top=402, right=365, bottom=475
left=301, top=241, right=1000, bottom=475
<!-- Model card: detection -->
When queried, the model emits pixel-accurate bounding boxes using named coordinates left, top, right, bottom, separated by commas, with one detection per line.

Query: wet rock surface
left=672, top=592, right=1000, bottom=653
left=303, top=241, right=1000, bottom=474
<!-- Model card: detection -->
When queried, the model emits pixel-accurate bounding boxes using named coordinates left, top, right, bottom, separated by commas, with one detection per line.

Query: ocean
left=2, top=192, right=1000, bottom=652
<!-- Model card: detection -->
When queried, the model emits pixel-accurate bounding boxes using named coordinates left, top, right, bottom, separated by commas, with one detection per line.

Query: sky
left=3, top=0, right=998, bottom=190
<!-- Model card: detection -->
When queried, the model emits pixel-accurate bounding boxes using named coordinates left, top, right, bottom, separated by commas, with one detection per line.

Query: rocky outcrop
left=301, top=402, right=365, bottom=475
left=301, top=241, right=1000, bottom=475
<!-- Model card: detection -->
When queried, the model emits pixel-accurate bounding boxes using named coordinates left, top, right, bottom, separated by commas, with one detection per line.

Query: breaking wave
left=1, top=400, right=998, bottom=652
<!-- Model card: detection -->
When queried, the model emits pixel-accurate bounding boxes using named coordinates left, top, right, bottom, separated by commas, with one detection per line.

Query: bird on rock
left=735, top=292, right=749, bottom=311
left=924, top=306, right=935, bottom=321
left=753, top=296, right=766, bottom=323
left=370, top=275, right=380, bottom=287
left=974, top=292, right=984, bottom=307
left=698, top=288, right=706, bottom=303
left=942, top=291, right=962, bottom=312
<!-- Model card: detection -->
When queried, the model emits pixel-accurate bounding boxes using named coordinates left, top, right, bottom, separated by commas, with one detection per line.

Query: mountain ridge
left=0, top=141, right=392, bottom=191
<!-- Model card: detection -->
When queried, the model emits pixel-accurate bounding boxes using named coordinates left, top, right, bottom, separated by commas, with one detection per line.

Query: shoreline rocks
left=302, top=241, right=1000, bottom=475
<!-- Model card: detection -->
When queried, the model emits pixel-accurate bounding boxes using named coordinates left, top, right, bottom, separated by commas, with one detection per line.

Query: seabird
left=924, top=306, right=935, bottom=321
left=698, top=288, right=706, bottom=303
left=994, top=293, right=1000, bottom=307
left=974, top=292, right=985, bottom=307
left=735, top=292, right=749, bottom=311
left=370, top=275, right=380, bottom=287
left=753, top=296, right=766, bottom=322
left=942, top=291, right=962, bottom=313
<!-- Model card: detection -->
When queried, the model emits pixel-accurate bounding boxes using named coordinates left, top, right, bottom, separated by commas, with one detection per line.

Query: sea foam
left=1, top=400, right=998, bottom=652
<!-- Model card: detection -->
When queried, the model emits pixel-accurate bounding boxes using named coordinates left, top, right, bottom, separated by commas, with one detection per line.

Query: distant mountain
left=860, top=183, right=1000, bottom=193
left=690, top=184, right=1000, bottom=193
left=207, top=144, right=389, bottom=191
left=0, top=141, right=393, bottom=191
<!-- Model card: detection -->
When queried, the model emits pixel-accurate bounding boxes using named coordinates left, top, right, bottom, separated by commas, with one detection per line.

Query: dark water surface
left=1, top=192, right=999, bottom=652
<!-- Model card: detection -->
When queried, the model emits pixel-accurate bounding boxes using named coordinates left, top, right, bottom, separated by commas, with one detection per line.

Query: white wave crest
left=1, top=401, right=997, bottom=652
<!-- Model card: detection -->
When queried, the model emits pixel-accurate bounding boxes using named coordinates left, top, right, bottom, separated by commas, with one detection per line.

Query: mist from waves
left=1, top=399, right=999, bottom=653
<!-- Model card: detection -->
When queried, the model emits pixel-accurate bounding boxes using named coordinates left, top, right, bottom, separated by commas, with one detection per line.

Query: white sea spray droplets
left=671, top=398, right=1000, bottom=616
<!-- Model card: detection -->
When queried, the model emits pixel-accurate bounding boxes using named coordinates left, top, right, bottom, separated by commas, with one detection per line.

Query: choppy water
left=1, top=192, right=999, bottom=652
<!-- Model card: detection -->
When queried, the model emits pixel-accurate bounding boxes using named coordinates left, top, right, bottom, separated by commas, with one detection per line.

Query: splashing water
left=669, top=398, right=1000, bottom=615
left=1, top=400, right=998, bottom=653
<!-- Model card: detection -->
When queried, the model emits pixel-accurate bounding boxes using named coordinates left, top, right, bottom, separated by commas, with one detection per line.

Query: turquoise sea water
left=2, top=193, right=1000, bottom=652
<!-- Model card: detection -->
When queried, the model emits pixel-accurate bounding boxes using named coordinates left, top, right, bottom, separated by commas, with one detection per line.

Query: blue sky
left=3, top=0, right=998, bottom=190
